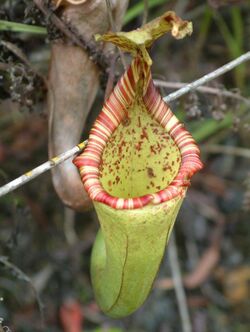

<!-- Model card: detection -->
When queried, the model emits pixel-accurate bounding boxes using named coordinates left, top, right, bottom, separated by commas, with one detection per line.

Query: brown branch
left=33, top=0, right=110, bottom=73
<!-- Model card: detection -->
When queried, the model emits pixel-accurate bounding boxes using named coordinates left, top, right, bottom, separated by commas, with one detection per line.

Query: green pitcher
left=74, top=11, right=203, bottom=318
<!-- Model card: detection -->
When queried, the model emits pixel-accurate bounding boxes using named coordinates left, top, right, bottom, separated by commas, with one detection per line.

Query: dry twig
left=64, top=207, right=78, bottom=245
left=202, top=144, right=250, bottom=158
left=168, top=232, right=192, bottom=332
left=105, top=0, right=127, bottom=70
left=155, top=79, right=250, bottom=106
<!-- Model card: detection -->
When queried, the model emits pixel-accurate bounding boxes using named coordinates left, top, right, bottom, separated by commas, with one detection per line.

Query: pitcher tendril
left=74, top=11, right=202, bottom=318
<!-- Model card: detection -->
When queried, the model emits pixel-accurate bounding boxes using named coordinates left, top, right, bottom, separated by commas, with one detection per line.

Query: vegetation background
left=0, top=0, right=250, bottom=331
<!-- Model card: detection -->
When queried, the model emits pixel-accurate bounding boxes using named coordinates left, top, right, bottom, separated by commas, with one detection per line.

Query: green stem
left=123, top=0, right=169, bottom=25
left=213, top=9, right=245, bottom=89
left=192, top=114, right=233, bottom=142
left=0, top=20, right=46, bottom=34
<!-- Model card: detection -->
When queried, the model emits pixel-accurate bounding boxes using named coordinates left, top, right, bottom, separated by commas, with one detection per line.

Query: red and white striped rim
left=74, top=58, right=203, bottom=209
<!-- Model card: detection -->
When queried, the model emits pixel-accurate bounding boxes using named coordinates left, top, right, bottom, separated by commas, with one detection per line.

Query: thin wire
left=0, top=52, right=250, bottom=197
left=0, top=141, right=87, bottom=197
left=164, top=52, right=250, bottom=104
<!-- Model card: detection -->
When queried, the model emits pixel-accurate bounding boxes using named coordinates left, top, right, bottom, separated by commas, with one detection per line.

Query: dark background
left=0, top=0, right=250, bottom=331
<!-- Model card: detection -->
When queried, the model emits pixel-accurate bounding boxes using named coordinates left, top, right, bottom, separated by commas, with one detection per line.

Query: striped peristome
left=74, top=57, right=203, bottom=209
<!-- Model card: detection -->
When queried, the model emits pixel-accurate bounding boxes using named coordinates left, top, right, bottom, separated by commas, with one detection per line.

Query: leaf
left=96, top=11, right=192, bottom=67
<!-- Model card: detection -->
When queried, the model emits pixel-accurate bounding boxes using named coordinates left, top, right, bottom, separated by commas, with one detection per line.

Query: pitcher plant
left=74, top=11, right=203, bottom=318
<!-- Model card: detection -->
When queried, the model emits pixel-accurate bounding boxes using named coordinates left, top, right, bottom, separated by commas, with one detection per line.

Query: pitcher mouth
left=74, top=59, right=203, bottom=210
